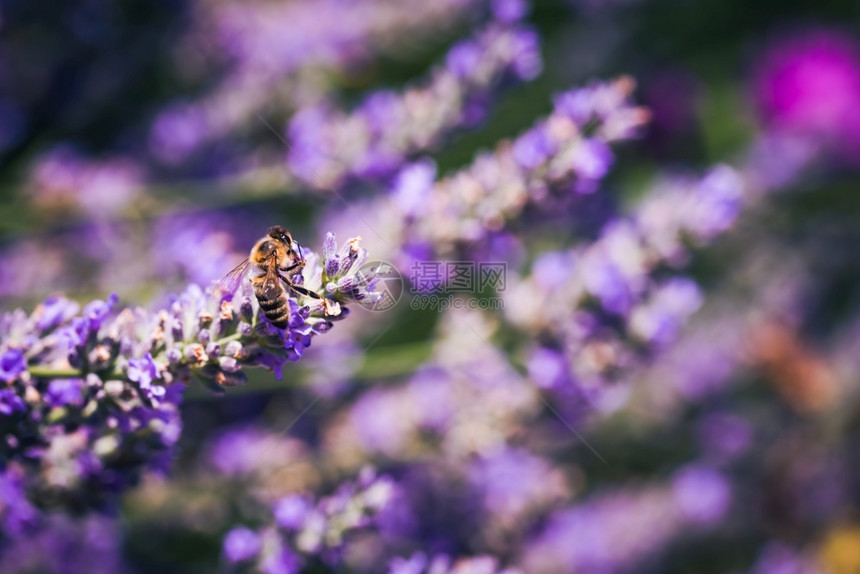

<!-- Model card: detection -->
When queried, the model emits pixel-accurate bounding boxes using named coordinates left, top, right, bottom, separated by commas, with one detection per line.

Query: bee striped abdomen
left=254, top=278, right=290, bottom=328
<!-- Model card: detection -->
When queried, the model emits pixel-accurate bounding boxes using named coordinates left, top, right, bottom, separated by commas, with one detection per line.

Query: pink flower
left=753, top=29, right=860, bottom=161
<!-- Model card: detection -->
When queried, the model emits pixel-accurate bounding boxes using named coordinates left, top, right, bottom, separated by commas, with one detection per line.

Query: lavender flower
left=467, top=448, right=569, bottom=533
left=151, top=211, right=253, bottom=288
left=521, top=465, right=731, bottom=573
left=671, top=464, right=732, bottom=526
left=397, top=77, right=649, bottom=260
left=274, top=495, right=312, bottom=531
left=26, top=146, right=144, bottom=219
left=0, top=467, right=39, bottom=539
left=389, top=553, right=523, bottom=574
left=0, top=208, right=262, bottom=308
left=0, top=349, right=26, bottom=383
left=0, top=232, right=376, bottom=523
left=327, top=309, right=536, bottom=461
left=205, top=425, right=311, bottom=479
left=491, top=0, right=529, bottom=23
left=504, top=166, right=745, bottom=415
left=224, top=527, right=262, bottom=563
left=222, top=468, right=399, bottom=572
left=0, top=514, right=125, bottom=573
left=149, top=0, right=487, bottom=164
left=749, top=543, right=824, bottom=574
left=302, top=232, right=384, bottom=317
left=287, top=18, right=542, bottom=189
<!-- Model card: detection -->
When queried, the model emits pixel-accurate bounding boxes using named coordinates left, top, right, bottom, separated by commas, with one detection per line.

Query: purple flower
left=750, top=543, right=822, bottom=574
left=349, top=389, right=411, bottom=456
left=503, top=162, right=747, bottom=418
left=222, top=470, right=397, bottom=571
left=389, top=553, right=428, bottom=574
left=274, top=495, right=311, bottom=530
left=393, top=160, right=437, bottom=217
left=45, top=379, right=84, bottom=408
left=260, top=544, right=302, bottom=574
left=629, top=278, right=703, bottom=345
left=287, top=22, right=544, bottom=189
left=0, top=349, right=26, bottom=383
left=570, top=139, right=613, bottom=192
left=58, top=318, right=88, bottom=353
left=223, top=526, right=261, bottom=563
left=151, top=211, right=249, bottom=287
left=522, top=483, right=691, bottom=573
left=446, top=40, right=483, bottom=79
left=582, top=254, right=637, bottom=315
left=0, top=514, right=122, bottom=573
left=0, top=186, right=375, bottom=523
left=469, top=448, right=567, bottom=523
left=28, top=147, right=143, bottom=218
left=148, top=103, right=208, bottom=163
left=0, top=389, right=26, bottom=415
left=510, top=28, right=542, bottom=81
left=388, top=554, right=515, bottom=574
left=0, top=470, right=39, bottom=537
left=526, top=347, right=569, bottom=390
left=492, top=0, right=528, bottom=23
left=360, top=91, right=401, bottom=135
left=553, top=89, right=593, bottom=125
left=83, top=294, right=118, bottom=332
left=281, top=308, right=317, bottom=361
left=672, top=464, right=731, bottom=525
left=753, top=29, right=860, bottom=160
left=35, top=295, right=79, bottom=332
left=127, top=353, right=165, bottom=400
left=401, top=77, right=648, bottom=262
left=531, top=251, right=576, bottom=291
left=513, top=126, right=556, bottom=169
left=148, top=0, right=482, bottom=165
left=685, top=165, right=744, bottom=241
left=322, top=232, right=339, bottom=278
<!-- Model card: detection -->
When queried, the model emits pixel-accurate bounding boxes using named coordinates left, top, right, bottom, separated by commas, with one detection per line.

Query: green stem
left=216, top=332, right=244, bottom=345
left=353, top=341, right=433, bottom=380
left=28, top=366, right=124, bottom=380
left=29, top=330, right=247, bottom=384
left=183, top=341, right=434, bottom=401
left=27, top=366, right=83, bottom=379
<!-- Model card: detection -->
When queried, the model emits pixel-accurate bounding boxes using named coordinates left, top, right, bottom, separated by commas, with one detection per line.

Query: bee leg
left=281, top=259, right=305, bottom=274
left=278, top=274, right=323, bottom=300
left=291, top=285, right=323, bottom=300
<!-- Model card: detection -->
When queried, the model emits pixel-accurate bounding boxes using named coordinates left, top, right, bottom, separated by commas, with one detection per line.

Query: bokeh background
left=2, top=0, right=860, bottom=572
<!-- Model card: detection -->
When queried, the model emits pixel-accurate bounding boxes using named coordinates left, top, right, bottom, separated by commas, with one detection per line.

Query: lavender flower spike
left=399, top=77, right=650, bottom=259
left=223, top=467, right=399, bottom=572
left=148, top=0, right=486, bottom=163
left=389, top=553, right=523, bottom=574
left=522, top=465, right=731, bottom=573
left=287, top=16, right=542, bottom=189
left=0, top=231, right=376, bottom=522
left=506, top=165, right=745, bottom=417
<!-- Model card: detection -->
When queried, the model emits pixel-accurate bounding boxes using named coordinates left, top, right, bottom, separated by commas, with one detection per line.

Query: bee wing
left=262, top=257, right=280, bottom=294
left=212, top=258, right=252, bottom=301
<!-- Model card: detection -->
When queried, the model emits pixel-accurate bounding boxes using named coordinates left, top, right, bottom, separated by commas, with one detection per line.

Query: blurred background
left=2, top=0, right=860, bottom=572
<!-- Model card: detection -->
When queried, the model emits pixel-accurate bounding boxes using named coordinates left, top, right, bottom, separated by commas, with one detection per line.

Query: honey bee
left=214, top=225, right=321, bottom=328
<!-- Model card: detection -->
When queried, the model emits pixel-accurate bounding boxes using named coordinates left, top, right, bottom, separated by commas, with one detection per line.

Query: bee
left=214, top=225, right=321, bottom=328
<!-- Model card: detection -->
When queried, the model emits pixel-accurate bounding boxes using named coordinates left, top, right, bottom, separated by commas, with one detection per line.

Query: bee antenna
left=295, top=241, right=304, bottom=261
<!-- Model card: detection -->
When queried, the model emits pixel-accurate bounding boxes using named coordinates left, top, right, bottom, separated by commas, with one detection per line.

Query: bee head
left=268, top=225, right=292, bottom=247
